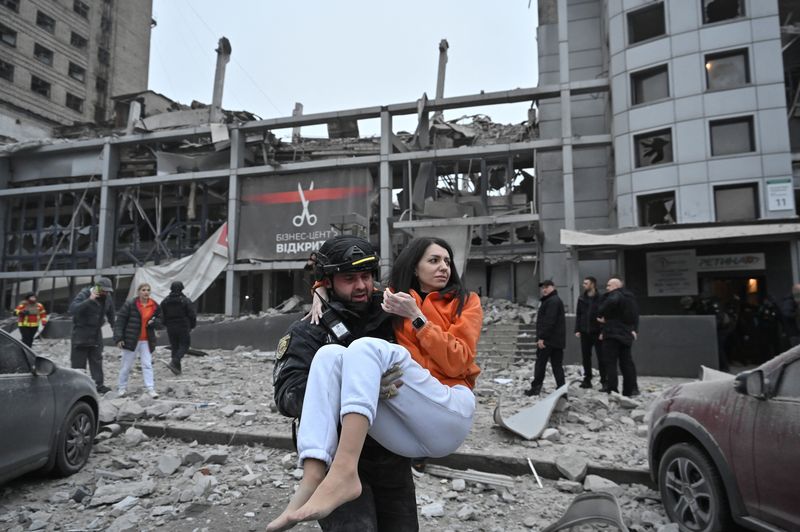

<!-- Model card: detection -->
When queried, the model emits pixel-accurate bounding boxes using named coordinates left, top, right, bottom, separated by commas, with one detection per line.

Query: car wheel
left=658, top=442, right=731, bottom=532
left=54, top=401, right=96, bottom=476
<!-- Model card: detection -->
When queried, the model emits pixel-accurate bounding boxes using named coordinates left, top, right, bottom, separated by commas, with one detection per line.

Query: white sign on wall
left=767, top=178, right=795, bottom=211
left=646, top=249, right=698, bottom=297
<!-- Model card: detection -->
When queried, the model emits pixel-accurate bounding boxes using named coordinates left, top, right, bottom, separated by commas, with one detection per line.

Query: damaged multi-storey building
left=3, top=0, right=800, bottom=369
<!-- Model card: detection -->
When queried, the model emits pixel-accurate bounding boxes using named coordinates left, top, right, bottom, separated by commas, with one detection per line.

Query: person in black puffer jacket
left=113, top=283, right=162, bottom=398
left=525, top=279, right=566, bottom=397
left=160, top=281, right=197, bottom=376
left=69, top=276, right=116, bottom=394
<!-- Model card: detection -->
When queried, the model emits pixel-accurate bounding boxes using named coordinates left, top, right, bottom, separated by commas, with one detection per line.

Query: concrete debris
left=123, top=427, right=148, bottom=447
left=117, top=401, right=146, bottom=421
left=555, top=455, right=588, bottom=482
left=0, top=338, right=680, bottom=531
left=657, top=524, right=680, bottom=532
left=583, top=475, right=623, bottom=497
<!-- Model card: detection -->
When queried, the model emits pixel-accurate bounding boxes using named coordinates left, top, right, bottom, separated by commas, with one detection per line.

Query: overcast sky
left=147, top=1, right=539, bottom=137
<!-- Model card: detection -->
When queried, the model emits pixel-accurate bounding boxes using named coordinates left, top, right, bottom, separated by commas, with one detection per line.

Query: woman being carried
left=266, top=237, right=482, bottom=532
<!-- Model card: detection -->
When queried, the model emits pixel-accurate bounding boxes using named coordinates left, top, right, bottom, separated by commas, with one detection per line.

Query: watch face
left=412, top=317, right=425, bottom=329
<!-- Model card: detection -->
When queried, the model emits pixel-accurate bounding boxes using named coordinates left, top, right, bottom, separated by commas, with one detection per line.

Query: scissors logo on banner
left=293, top=181, right=318, bottom=227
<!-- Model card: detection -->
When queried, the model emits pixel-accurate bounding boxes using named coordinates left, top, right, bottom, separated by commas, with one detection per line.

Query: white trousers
left=118, top=340, right=155, bottom=390
left=297, top=337, right=475, bottom=466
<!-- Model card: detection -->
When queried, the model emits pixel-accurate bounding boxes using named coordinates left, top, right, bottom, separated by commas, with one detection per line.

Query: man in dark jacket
left=68, top=276, right=116, bottom=394
left=597, top=277, right=640, bottom=396
left=525, top=279, right=566, bottom=396
left=575, top=276, right=604, bottom=389
left=781, top=283, right=800, bottom=348
left=272, top=235, right=418, bottom=532
left=160, top=281, right=197, bottom=376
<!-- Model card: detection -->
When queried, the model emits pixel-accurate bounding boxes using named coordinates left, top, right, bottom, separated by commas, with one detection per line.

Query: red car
left=648, top=348, right=800, bottom=532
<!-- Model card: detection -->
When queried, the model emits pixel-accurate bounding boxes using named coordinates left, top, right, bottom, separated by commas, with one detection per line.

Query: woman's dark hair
left=389, top=237, right=469, bottom=315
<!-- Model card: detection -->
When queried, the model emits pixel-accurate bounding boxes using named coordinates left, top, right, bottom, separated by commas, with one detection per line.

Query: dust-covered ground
left=0, top=338, right=687, bottom=531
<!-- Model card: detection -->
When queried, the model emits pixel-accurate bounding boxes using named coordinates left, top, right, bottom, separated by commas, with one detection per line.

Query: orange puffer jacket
left=394, top=289, right=482, bottom=389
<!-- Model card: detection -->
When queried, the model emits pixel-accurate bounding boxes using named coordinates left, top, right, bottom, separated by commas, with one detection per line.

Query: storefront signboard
left=646, top=249, right=698, bottom=297
left=696, top=253, right=765, bottom=271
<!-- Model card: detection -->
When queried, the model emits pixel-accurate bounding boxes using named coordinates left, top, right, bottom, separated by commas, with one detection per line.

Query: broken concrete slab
left=493, top=383, right=570, bottom=440
left=89, top=479, right=156, bottom=506
left=555, top=455, right=588, bottom=482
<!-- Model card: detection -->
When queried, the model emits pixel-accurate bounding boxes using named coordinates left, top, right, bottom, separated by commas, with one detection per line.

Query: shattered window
left=637, top=191, right=676, bottom=226
left=714, top=183, right=758, bottom=222
left=70, top=32, right=88, bottom=50
left=0, top=59, right=12, bottom=82
left=36, top=11, right=56, bottom=34
left=73, top=0, right=89, bottom=18
left=703, top=0, right=744, bottom=24
left=30, top=75, right=51, bottom=98
left=631, top=64, right=669, bottom=105
left=0, top=0, right=19, bottom=13
left=68, top=62, right=86, bottom=83
left=705, top=49, right=749, bottom=90
left=34, top=43, right=54, bottom=66
left=66, top=93, right=84, bottom=113
left=634, top=128, right=673, bottom=167
left=710, top=116, right=754, bottom=156
left=0, top=22, right=17, bottom=47
left=627, top=3, right=665, bottom=45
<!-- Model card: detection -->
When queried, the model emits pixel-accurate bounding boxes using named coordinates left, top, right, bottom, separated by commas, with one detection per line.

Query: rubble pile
left=0, top=339, right=685, bottom=530
left=480, top=297, right=536, bottom=325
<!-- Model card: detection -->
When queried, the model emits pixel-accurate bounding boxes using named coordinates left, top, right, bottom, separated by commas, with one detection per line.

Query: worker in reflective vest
left=15, top=291, right=48, bottom=348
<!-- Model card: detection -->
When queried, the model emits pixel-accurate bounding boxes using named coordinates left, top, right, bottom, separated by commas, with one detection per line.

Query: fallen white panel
left=493, top=383, right=570, bottom=440
left=700, top=365, right=733, bottom=381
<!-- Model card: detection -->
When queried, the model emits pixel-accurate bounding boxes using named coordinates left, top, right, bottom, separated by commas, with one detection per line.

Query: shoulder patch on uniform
left=276, top=334, right=291, bottom=359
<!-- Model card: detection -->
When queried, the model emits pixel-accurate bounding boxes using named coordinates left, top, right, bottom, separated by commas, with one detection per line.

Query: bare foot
left=265, top=477, right=321, bottom=532
left=289, top=468, right=362, bottom=524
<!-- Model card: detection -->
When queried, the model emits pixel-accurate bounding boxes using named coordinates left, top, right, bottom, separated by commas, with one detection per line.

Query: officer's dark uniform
left=273, top=292, right=419, bottom=532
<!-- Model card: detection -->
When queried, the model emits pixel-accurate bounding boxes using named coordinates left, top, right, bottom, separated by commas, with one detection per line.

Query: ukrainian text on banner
left=237, top=169, right=371, bottom=260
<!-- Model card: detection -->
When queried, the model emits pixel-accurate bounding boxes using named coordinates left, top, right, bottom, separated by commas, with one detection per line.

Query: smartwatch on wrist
left=412, top=316, right=427, bottom=330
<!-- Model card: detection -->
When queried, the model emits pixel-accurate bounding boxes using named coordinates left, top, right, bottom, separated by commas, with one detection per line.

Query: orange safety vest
left=15, top=302, right=48, bottom=328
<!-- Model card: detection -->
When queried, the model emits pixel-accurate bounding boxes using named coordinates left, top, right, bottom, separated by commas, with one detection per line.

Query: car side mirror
left=734, top=370, right=765, bottom=399
left=34, top=356, right=55, bottom=376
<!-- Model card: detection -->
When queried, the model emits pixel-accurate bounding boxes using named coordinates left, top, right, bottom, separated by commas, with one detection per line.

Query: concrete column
left=225, top=128, right=244, bottom=316
left=558, top=0, right=580, bottom=308
left=379, top=109, right=392, bottom=279
left=96, top=141, right=119, bottom=270
left=261, top=272, right=273, bottom=309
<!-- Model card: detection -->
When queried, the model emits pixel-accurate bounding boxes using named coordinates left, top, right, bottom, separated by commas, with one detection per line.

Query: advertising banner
left=237, top=169, right=371, bottom=261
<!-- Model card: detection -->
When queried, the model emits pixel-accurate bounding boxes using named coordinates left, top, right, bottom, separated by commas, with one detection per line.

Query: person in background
left=781, top=283, right=800, bottom=348
left=597, top=277, right=640, bottom=397
left=14, top=291, right=48, bottom=348
left=160, top=281, right=197, bottom=376
left=574, top=276, right=604, bottom=389
left=113, top=283, right=162, bottom=398
left=69, top=276, right=116, bottom=394
left=525, top=279, right=566, bottom=397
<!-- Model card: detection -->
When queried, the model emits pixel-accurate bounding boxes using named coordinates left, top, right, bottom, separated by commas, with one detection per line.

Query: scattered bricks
left=150, top=506, right=176, bottom=517
left=280, top=453, right=296, bottom=470
left=236, top=411, right=257, bottom=422
left=620, top=416, right=635, bottom=426
left=555, top=455, right=588, bottom=482
left=631, top=409, right=647, bottom=423
left=556, top=480, right=583, bottom=493
left=290, top=468, right=304, bottom=480
left=636, top=425, right=649, bottom=438
left=657, top=524, right=680, bottom=532
left=96, top=469, right=137, bottom=480
left=111, top=457, right=135, bottom=470
left=99, top=402, right=119, bottom=424
left=523, top=516, right=539, bottom=528
left=204, top=451, right=229, bottom=465
left=144, top=402, right=175, bottom=419
left=587, top=421, right=604, bottom=432
left=451, top=478, right=466, bottom=492
left=618, top=396, right=640, bottom=409
left=253, top=454, right=269, bottom=463
left=192, top=472, right=218, bottom=497
left=420, top=502, right=445, bottom=518
left=157, top=454, right=182, bottom=475
left=583, top=475, right=623, bottom=497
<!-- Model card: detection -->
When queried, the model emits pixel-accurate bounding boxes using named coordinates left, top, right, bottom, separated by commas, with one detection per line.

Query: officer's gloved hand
left=379, top=363, right=404, bottom=400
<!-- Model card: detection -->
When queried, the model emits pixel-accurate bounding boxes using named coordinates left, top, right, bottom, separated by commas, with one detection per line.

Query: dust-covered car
left=0, top=330, right=99, bottom=484
left=648, top=347, right=800, bottom=532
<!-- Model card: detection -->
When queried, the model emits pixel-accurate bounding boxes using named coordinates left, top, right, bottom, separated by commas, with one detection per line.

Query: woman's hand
left=304, top=286, right=328, bottom=325
left=381, top=288, right=422, bottom=320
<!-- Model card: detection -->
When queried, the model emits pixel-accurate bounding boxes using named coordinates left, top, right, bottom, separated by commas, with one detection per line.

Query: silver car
left=0, top=330, right=99, bottom=484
